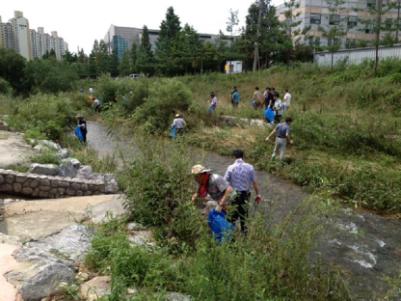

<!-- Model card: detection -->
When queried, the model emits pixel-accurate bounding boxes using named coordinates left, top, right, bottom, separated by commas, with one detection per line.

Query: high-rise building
left=0, top=11, right=68, bottom=60
left=104, top=24, right=232, bottom=60
left=276, top=0, right=400, bottom=49
left=0, top=16, right=3, bottom=48
left=9, top=11, right=32, bottom=60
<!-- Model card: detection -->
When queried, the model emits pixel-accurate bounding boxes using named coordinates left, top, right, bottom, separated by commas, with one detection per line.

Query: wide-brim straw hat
left=191, top=164, right=211, bottom=175
left=175, top=113, right=180, bottom=118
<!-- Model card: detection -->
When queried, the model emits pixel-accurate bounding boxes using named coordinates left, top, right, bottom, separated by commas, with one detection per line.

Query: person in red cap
left=191, top=164, right=233, bottom=214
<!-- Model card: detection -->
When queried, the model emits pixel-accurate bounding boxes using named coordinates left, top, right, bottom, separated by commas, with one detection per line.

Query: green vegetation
left=85, top=141, right=349, bottom=300
left=5, top=93, right=89, bottom=141
left=95, top=60, right=401, bottom=214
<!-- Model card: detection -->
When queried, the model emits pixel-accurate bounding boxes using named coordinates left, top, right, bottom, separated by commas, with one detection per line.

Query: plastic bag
left=208, top=209, right=234, bottom=243
left=74, top=126, right=84, bottom=142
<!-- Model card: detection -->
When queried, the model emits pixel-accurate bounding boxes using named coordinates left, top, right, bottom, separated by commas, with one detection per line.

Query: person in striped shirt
left=224, top=149, right=261, bottom=233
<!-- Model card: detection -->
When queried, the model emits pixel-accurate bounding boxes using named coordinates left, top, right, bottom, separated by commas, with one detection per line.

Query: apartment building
left=9, top=11, right=32, bottom=60
left=276, top=0, right=400, bottom=48
left=104, top=24, right=232, bottom=60
left=0, top=11, right=68, bottom=60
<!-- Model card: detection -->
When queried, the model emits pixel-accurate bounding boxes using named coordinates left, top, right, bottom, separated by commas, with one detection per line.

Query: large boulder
left=38, top=140, right=61, bottom=152
left=80, top=276, right=111, bottom=301
left=29, top=163, right=60, bottom=176
left=59, top=158, right=81, bottom=178
left=5, top=224, right=93, bottom=300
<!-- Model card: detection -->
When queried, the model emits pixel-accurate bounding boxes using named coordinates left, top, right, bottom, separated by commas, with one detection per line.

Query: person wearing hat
left=191, top=164, right=233, bottom=214
left=224, top=149, right=261, bottom=233
left=171, top=113, right=186, bottom=138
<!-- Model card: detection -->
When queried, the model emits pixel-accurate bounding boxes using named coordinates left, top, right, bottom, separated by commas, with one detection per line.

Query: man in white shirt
left=283, top=89, right=292, bottom=111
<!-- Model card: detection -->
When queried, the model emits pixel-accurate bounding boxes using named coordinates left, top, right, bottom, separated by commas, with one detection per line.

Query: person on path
left=266, top=117, right=293, bottom=161
left=283, top=89, right=292, bottom=111
left=263, top=87, right=272, bottom=109
left=93, top=98, right=101, bottom=112
left=273, top=94, right=284, bottom=123
left=231, top=86, right=241, bottom=108
left=252, top=87, right=263, bottom=109
left=191, top=164, right=233, bottom=214
left=224, top=150, right=261, bottom=233
left=77, top=115, right=88, bottom=143
left=170, top=113, right=186, bottom=138
left=208, top=92, right=218, bottom=113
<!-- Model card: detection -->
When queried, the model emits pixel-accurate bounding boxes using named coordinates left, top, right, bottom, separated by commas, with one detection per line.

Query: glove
left=255, top=195, right=262, bottom=204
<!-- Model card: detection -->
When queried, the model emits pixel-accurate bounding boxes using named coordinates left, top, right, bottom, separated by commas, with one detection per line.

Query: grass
left=84, top=140, right=350, bottom=301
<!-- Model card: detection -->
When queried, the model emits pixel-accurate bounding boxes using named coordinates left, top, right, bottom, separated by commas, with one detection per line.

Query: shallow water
left=87, top=121, right=401, bottom=300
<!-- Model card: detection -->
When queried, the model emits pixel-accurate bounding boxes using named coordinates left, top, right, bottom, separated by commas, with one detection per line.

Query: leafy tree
left=24, top=59, right=79, bottom=93
left=283, top=0, right=308, bottom=44
left=0, top=48, right=26, bottom=94
left=318, top=0, right=347, bottom=68
left=110, top=51, right=119, bottom=77
left=136, top=26, right=156, bottom=75
left=156, top=6, right=182, bottom=75
left=175, top=24, right=202, bottom=74
left=119, top=50, right=133, bottom=76
left=226, top=9, right=240, bottom=37
left=242, top=0, right=288, bottom=69
left=130, top=42, right=138, bottom=72
left=42, top=49, right=57, bottom=60
left=62, top=50, right=77, bottom=63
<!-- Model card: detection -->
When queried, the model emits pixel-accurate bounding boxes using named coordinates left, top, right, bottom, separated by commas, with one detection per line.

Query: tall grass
left=85, top=140, right=349, bottom=300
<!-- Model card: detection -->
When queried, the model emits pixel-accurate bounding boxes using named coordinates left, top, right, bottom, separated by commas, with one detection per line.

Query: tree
left=226, top=9, right=240, bottom=37
left=283, top=0, right=306, bottom=44
left=0, top=48, right=27, bottom=94
left=318, top=0, right=346, bottom=68
left=136, top=26, right=156, bottom=75
left=119, top=50, right=132, bottom=76
left=156, top=6, right=182, bottom=74
left=242, top=0, right=287, bottom=70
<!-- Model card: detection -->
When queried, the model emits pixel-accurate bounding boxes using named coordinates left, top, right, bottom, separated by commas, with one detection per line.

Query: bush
left=132, top=79, right=192, bottom=133
left=121, top=139, right=203, bottom=251
left=0, top=77, right=12, bottom=95
left=96, top=74, right=120, bottom=104
left=7, top=94, right=77, bottom=141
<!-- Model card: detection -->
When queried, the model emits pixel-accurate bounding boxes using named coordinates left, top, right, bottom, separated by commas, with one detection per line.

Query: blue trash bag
left=264, top=107, right=275, bottom=124
left=74, top=126, right=84, bottom=142
left=170, top=126, right=177, bottom=139
left=208, top=209, right=234, bottom=243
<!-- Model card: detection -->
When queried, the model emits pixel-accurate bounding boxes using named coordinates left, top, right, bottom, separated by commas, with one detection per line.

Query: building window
left=329, top=14, right=341, bottom=25
left=310, top=13, right=321, bottom=25
left=347, top=16, right=358, bottom=29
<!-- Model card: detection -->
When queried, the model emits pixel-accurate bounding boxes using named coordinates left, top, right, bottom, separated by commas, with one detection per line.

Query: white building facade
left=0, top=11, right=68, bottom=60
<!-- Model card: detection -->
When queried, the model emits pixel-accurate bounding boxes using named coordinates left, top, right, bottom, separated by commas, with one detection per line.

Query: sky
left=1, top=0, right=283, bottom=54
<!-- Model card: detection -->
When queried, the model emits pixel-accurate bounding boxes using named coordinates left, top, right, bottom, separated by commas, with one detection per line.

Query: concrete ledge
left=0, top=169, right=112, bottom=198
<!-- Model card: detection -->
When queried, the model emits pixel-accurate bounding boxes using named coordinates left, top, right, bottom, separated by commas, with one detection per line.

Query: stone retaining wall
left=0, top=169, right=109, bottom=198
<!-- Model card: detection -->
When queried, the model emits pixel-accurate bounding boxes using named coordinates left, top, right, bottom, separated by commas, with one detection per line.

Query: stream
left=87, top=121, right=401, bottom=300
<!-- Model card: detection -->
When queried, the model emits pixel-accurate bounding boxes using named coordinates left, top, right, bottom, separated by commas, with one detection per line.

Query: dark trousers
left=229, top=191, right=250, bottom=233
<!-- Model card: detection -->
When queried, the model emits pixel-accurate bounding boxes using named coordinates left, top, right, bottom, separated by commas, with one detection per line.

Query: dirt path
left=87, top=121, right=401, bottom=300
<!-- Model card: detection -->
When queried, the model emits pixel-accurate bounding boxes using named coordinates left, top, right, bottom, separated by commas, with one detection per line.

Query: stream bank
left=87, top=121, right=401, bottom=300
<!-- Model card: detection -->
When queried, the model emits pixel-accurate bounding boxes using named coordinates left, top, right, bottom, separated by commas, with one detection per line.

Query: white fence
left=314, top=45, right=401, bottom=66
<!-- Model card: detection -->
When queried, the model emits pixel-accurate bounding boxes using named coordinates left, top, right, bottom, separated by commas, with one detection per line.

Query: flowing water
left=87, top=121, right=401, bottom=300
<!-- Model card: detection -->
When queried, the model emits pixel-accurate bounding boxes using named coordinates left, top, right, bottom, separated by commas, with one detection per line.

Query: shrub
left=122, top=138, right=203, bottom=251
left=0, top=77, right=12, bottom=95
left=132, top=79, right=192, bottom=133
left=7, top=94, right=76, bottom=141
left=30, top=149, right=61, bottom=165
left=96, top=74, right=120, bottom=104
